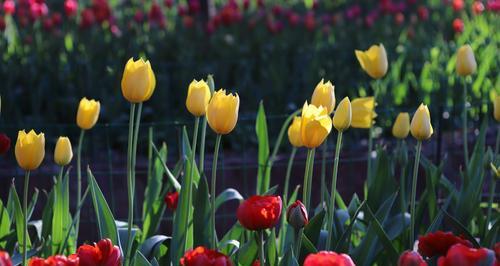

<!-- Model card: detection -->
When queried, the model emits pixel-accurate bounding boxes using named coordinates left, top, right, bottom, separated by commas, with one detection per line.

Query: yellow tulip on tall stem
left=54, top=137, right=73, bottom=253
left=121, top=57, right=156, bottom=266
left=15, top=130, right=45, bottom=266
left=75, top=97, right=100, bottom=245
left=206, top=89, right=239, bottom=249
left=326, top=97, right=351, bottom=250
left=409, top=104, right=433, bottom=247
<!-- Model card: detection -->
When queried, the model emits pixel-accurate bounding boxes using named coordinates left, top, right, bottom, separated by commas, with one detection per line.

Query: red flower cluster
left=437, top=243, right=496, bottom=266
left=29, top=255, right=79, bottom=266
left=303, top=251, right=355, bottom=266
left=418, top=231, right=472, bottom=257
left=0, top=251, right=12, bottom=266
left=180, top=246, right=232, bottom=266
left=164, top=191, right=179, bottom=211
left=237, top=195, right=282, bottom=231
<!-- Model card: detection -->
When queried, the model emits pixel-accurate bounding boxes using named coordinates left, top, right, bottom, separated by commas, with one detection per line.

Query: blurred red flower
left=304, top=251, right=355, bottom=266
left=495, top=242, right=500, bottom=261
left=80, top=8, right=95, bottom=28
left=164, top=191, right=179, bottom=211
left=417, top=6, right=429, bottom=20
left=3, top=0, right=15, bottom=15
left=149, top=2, right=165, bottom=27
left=472, top=1, right=485, bottom=14
left=183, top=16, right=194, bottom=28
left=92, top=0, right=111, bottom=23
left=0, top=251, right=12, bottom=266
left=164, top=0, right=173, bottom=9
left=398, top=251, right=428, bottom=266
left=237, top=195, right=281, bottom=231
left=452, top=0, right=464, bottom=11
left=188, top=0, right=200, bottom=15
left=452, top=18, right=464, bottom=33
left=77, top=238, right=121, bottom=266
left=437, top=243, right=496, bottom=266
left=0, top=133, right=11, bottom=155
left=64, top=0, right=78, bottom=17
left=28, top=255, right=79, bottom=266
left=180, top=246, right=233, bottom=266
left=418, top=231, right=472, bottom=257
left=304, top=12, right=315, bottom=31
left=251, top=260, right=260, bottom=266
left=487, top=0, right=500, bottom=12
left=134, top=10, right=144, bottom=24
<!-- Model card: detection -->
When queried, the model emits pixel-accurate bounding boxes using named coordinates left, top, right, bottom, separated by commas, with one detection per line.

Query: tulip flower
left=398, top=251, right=427, bottom=266
left=311, top=79, right=336, bottom=114
left=304, top=251, right=355, bottom=266
left=494, top=95, right=500, bottom=122
left=77, top=238, right=121, bottom=266
left=237, top=195, right=282, bottom=231
left=437, top=244, right=496, bottom=266
left=186, top=79, right=211, bottom=117
left=15, top=130, right=45, bottom=171
left=287, top=200, right=308, bottom=229
left=121, top=57, right=156, bottom=103
left=164, top=191, right=179, bottom=211
left=392, top=112, right=410, bottom=139
left=456, top=44, right=477, bottom=77
left=300, top=102, right=332, bottom=148
left=287, top=117, right=303, bottom=148
left=0, top=133, right=10, bottom=155
left=355, top=44, right=388, bottom=79
left=411, top=104, right=433, bottom=141
left=418, top=231, right=472, bottom=257
left=180, top=246, right=233, bottom=266
left=206, top=89, right=240, bottom=135
left=54, top=137, right=73, bottom=166
left=29, top=255, right=79, bottom=266
left=332, top=97, right=352, bottom=132
left=0, top=251, right=12, bottom=266
left=351, top=97, right=377, bottom=129
left=76, top=98, right=100, bottom=130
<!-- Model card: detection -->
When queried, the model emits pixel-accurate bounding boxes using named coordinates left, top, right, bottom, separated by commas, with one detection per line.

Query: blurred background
left=0, top=0, right=498, bottom=242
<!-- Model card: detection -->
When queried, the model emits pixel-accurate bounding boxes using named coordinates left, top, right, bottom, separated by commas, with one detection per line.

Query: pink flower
left=452, top=18, right=464, bottom=33
left=3, top=0, right=15, bottom=15
left=452, top=0, right=464, bottom=11
left=472, top=1, right=485, bottom=14
left=64, top=0, right=78, bottom=17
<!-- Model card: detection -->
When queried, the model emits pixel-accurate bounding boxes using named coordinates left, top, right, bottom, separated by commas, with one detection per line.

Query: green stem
left=199, top=116, right=207, bottom=173
left=320, top=141, right=327, bottom=205
left=258, top=230, right=266, bottom=266
left=367, top=128, right=373, bottom=181
left=75, top=129, right=85, bottom=246
left=485, top=179, right=496, bottom=231
left=210, top=134, right=222, bottom=249
left=124, top=103, right=136, bottom=266
left=22, top=170, right=30, bottom=266
left=463, top=79, right=469, bottom=167
left=303, top=148, right=315, bottom=212
left=495, top=126, right=499, bottom=156
left=294, top=228, right=303, bottom=259
left=278, top=147, right=297, bottom=254
left=59, top=186, right=90, bottom=255
left=326, top=132, right=343, bottom=250
left=410, top=141, right=422, bottom=248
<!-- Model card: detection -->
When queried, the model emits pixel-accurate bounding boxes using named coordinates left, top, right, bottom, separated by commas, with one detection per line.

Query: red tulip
left=487, top=0, right=500, bottom=12
left=77, top=238, right=121, bottom=266
left=164, top=191, right=179, bottom=211
left=472, top=1, right=485, bottom=14
left=395, top=12, right=405, bottom=26
left=398, top=251, right=428, bottom=266
left=304, top=12, right=315, bottom=31
left=437, top=243, right=496, bottom=266
left=92, top=0, right=111, bottom=23
left=452, top=0, right=464, bottom=11
left=52, top=12, right=62, bottom=26
left=3, top=0, right=15, bottom=15
left=28, top=255, right=79, bottom=266
left=418, top=231, right=472, bottom=258
left=134, top=10, right=144, bottom=24
left=287, top=12, right=300, bottom=26
left=452, top=18, right=464, bottom=33
left=237, top=195, right=282, bottom=231
left=251, top=260, right=260, bottom=266
left=188, top=0, right=200, bottom=15
left=417, top=6, right=429, bottom=20
left=183, top=16, right=194, bottom=28
left=304, top=251, right=355, bottom=266
left=180, top=246, right=233, bottom=266
left=149, top=2, right=165, bottom=27
left=0, top=251, right=12, bottom=266
left=0, top=133, right=10, bottom=155
left=80, top=8, right=95, bottom=28
left=286, top=200, right=308, bottom=229
left=64, top=0, right=78, bottom=17
left=42, top=17, right=53, bottom=31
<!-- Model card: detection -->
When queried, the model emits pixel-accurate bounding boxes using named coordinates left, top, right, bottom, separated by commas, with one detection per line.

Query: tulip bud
left=311, top=79, right=336, bottom=114
left=0, top=251, right=12, bottom=266
left=54, top=137, right=73, bottom=166
left=300, top=102, right=332, bottom=148
left=351, top=97, right=377, bottom=129
left=493, top=95, right=500, bottom=122
left=355, top=44, right=388, bottom=79
left=76, top=97, right=100, bottom=130
left=287, top=117, right=303, bottom=148
left=456, top=44, right=477, bottom=76
left=121, top=57, right=156, bottom=103
left=397, top=251, right=427, bottom=266
left=186, top=79, right=211, bottom=117
left=332, top=97, right=352, bottom=132
left=15, top=130, right=45, bottom=171
left=392, top=112, right=410, bottom=139
left=287, top=200, right=308, bottom=229
left=206, top=89, right=240, bottom=135
left=410, top=104, right=433, bottom=141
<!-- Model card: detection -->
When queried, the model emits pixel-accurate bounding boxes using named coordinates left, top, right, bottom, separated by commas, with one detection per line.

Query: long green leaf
left=256, top=101, right=270, bottom=195
left=193, top=175, right=212, bottom=248
left=215, top=189, right=243, bottom=211
left=9, top=184, right=31, bottom=252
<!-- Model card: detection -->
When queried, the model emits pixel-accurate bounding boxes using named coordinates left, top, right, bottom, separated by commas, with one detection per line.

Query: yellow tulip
left=287, top=116, right=303, bottom=148
left=15, top=130, right=45, bottom=171
left=206, top=89, right=240, bottom=135
left=351, top=97, right=377, bottom=129
left=121, top=57, right=156, bottom=103
left=355, top=44, right=388, bottom=79
left=410, top=103, right=433, bottom=141
left=54, top=137, right=73, bottom=166
left=311, top=79, right=336, bottom=114
left=392, top=112, right=410, bottom=139
left=76, top=97, right=100, bottom=130
left=186, top=79, right=211, bottom=117
left=493, top=95, right=500, bottom=122
left=300, top=102, right=332, bottom=148
left=456, top=44, right=477, bottom=77
left=332, top=97, right=352, bottom=132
